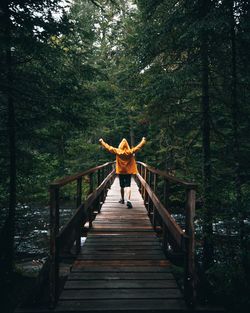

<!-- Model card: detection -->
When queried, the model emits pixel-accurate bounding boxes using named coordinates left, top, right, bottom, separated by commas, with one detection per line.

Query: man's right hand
left=99, top=138, right=103, bottom=143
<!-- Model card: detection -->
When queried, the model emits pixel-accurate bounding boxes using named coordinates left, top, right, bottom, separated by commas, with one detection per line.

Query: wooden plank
left=83, top=243, right=160, bottom=248
left=86, top=234, right=158, bottom=239
left=95, top=215, right=149, bottom=218
left=68, top=272, right=174, bottom=280
left=77, top=254, right=165, bottom=260
left=71, top=266, right=171, bottom=273
left=93, top=220, right=152, bottom=224
left=54, top=177, right=187, bottom=312
left=78, top=251, right=164, bottom=256
left=88, top=232, right=156, bottom=236
left=55, top=299, right=187, bottom=312
left=91, top=227, right=154, bottom=230
left=64, top=279, right=178, bottom=289
left=80, top=246, right=162, bottom=251
left=60, top=288, right=182, bottom=300
left=74, top=260, right=171, bottom=267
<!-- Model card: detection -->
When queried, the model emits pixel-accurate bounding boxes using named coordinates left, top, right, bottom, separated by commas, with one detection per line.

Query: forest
left=0, top=0, right=250, bottom=312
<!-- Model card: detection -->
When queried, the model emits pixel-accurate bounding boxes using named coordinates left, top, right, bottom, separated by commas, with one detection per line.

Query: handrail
left=50, top=162, right=114, bottom=187
left=136, top=161, right=196, bottom=307
left=137, top=173, right=187, bottom=247
left=49, top=162, right=115, bottom=307
left=137, top=161, right=197, bottom=188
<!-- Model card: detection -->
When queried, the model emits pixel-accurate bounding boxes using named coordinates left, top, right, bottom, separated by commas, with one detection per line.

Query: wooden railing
left=49, top=162, right=115, bottom=306
left=136, top=161, right=196, bottom=307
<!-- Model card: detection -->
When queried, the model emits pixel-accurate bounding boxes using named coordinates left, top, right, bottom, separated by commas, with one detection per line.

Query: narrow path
left=55, top=177, right=187, bottom=312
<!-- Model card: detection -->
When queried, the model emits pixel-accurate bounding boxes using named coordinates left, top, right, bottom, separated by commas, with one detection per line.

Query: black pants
left=119, top=174, right=131, bottom=188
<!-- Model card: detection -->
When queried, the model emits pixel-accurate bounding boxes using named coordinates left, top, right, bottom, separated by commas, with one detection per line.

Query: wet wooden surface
left=55, top=177, right=187, bottom=312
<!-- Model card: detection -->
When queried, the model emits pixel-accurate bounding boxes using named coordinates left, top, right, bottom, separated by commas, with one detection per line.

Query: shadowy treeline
left=0, top=0, right=249, bottom=312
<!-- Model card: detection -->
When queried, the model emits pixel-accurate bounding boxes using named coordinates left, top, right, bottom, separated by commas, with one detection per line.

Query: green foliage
left=206, top=262, right=250, bottom=312
left=0, top=0, right=250, bottom=310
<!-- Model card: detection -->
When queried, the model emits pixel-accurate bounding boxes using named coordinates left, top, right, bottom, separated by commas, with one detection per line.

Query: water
left=0, top=201, right=77, bottom=275
left=0, top=203, right=245, bottom=275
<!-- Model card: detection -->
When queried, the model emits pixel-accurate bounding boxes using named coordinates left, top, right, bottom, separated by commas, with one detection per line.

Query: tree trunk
left=2, top=0, right=16, bottom=274
left=130, top=126, right=135, bottom=147
left=200, top=0, right=214, bottom=271
left=229, top=0, right=248, bottom=277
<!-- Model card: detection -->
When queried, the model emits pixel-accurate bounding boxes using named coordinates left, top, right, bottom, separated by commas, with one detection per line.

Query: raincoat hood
left=118, top=138, right=131, bottom=150
left=100, top=137, right=146, bottom=174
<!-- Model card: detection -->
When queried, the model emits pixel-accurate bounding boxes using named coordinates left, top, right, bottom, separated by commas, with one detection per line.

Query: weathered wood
left=64, top=279, right=178, bottom=289
left=49, top=162, right=115, bottom=307
left=136, top=173, right=186, bottom=247
left=81, top=245, right=162, bottom=251
left=55, top=299, right=187, bottom=312
left=60, top=288, right=182, bottom=300
left=67, top=272, right=174, bottom=280
left=184, top=188, right=196, bottom=307
left=77, top=254, right=165, bottom=260
left=88, top=173, right=94, bottom=195
left=74, top=259, right=170, bottom=267
left=50, top=162, right=114, bottom=187
left=49, top=186, right=59, bottom=306
left=71, top=266, right=171, bottom=273
left=48, top=163, right=197, bottom=312
left=76, top=177, right=82, bottom=253
left=136, top=163, right=197, bottom=308
left=164, top=179, right=170, bottom=209
left=137, top=161, right=197, bottom=188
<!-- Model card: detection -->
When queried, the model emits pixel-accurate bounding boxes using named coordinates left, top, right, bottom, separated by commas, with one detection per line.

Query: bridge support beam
left=184, top=187, right=196, bottom=307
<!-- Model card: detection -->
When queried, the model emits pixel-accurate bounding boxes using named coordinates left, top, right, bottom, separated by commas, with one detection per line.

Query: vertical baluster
left=49, top=185, right=60, bottom=307
left=88, top=173, right=94, bottom=228
left=97, top=169, right=101, bottom=186
left=88, top=173, right=93, bottom=195
left=184, top=187, right=196, bottom=307
left=138, top=163, right=142, bottom=193
left=143, top=167, right=147, bottom=203
left=76, top=177, right=82, bottom=254
left=97, top=169, right=101, bottom=213
left=152, top=173, right=157, bottom=227
left=153, top=173, right=157, bottom=193
left=76, top=177, right=82, bottom=208
left=162, top=223, right=169, bottom=253
left=147, top=171, right=151, bottom=212
left=140, top=165, right=144, bottom=197
left=163, top=179, right=170, bottom=210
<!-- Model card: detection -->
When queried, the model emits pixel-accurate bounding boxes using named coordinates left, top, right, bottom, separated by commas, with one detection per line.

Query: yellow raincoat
left=100, top=138, right=146, bottom=174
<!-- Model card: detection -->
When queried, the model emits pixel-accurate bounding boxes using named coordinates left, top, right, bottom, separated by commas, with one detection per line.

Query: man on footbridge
left=99, top=137, right=146, bottom=208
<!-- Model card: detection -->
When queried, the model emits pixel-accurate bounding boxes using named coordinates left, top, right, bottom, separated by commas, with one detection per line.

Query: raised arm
left=131, top=137, right=146, bottom=153
left=99, top=138, right=118, bottom=154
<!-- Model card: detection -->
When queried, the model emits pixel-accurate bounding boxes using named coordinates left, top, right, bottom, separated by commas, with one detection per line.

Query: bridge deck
left=55, top=177, right=187, bottom=312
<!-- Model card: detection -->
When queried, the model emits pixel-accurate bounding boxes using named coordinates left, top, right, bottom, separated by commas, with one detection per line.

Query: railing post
left=49, top=185, right=60, bottom=307
left=97, top=169, right=101, bottom=186
left=101, top=167, right=104, bottom=183
left=88, top=173, right=94, bottom=228
left=88, top=173, right=93, bottom=195
left=76, top=178, right=82, bottom=254
left=76, top=177, right=82, bottom=208
left=163, top=179, right=170, bottom=209
left=137, top=163, right=141, bottom=191
left=184, top=187, right=196, bottom=307
left=162, top=223, right=169, bottom=252
left=153, top=173, right=157, bottom=193
left=147, top=171, right=151, bottom=212
left=143, top=167, right=147, bottom=202
left=97, top=169, right=102, bottom=213
left=140, top=165, right=144, bottom=196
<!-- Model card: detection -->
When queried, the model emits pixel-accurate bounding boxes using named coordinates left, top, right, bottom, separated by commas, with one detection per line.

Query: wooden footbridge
left=17, top=162, right=223, bottom=313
